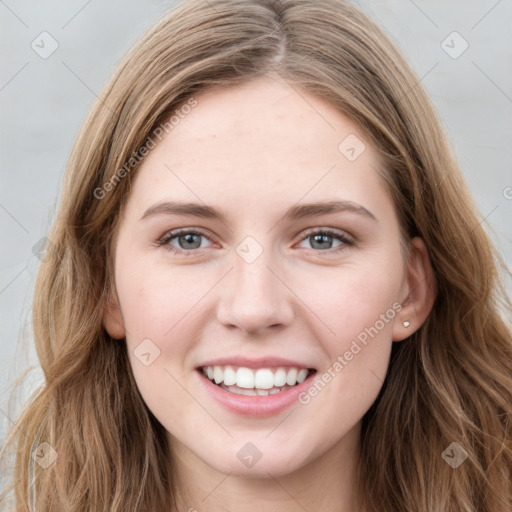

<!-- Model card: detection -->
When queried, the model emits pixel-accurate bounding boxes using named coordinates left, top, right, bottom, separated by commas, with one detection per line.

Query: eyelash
left=156, top=227, right=355, bottom=256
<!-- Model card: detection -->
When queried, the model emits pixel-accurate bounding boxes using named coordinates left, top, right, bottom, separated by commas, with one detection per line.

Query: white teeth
left=236, top=367, right=255, bottom=389
left=238, top=387, right=258, bottom=396
left=286, top=368, right=298, bottom=386
left=254, top=369, right=274, bottom=389
left=219, top=382, right=294, bottom=395
left=201, top=365, right=312, bottom=389
left=213, top=366, right=223, bottom=384
left=273, top=368, right=287, bottom=387
left=226, top=385, right=246, bottom=395
left=223, top=365, right=236, bottom=386
left=219, top=383, right=259, bottom=396
left=297, top=369, right=308, bottom=383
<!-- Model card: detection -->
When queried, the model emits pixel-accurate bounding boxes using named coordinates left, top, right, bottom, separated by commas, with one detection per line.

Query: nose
left=216, top=248, right=294, bottom=335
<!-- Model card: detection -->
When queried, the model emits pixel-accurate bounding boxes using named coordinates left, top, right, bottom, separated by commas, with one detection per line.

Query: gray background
left=1, top=0, right=511, bottom=440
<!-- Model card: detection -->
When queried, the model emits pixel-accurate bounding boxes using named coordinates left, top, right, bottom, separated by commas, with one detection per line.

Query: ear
left=103, top=286, right=126, bottom=340
left=393, top=237, right=437, bottom=341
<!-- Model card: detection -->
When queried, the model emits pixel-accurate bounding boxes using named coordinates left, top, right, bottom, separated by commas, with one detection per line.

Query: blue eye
left=158, top=229, right=213, bottom=256
left=157, top=227, right=354, bottom=256
left=298, top=228, right=354, bottom=252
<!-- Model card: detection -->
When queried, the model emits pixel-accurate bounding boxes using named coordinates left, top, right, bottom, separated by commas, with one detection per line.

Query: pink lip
left=196, top=368, right=317, bottom=418
left=197, top=355, right=315, bottom=370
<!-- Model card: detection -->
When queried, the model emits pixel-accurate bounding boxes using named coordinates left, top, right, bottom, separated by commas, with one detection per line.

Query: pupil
left=312, top=234, right=331, bottom=249
left=180, top=234, right=200, bottom=249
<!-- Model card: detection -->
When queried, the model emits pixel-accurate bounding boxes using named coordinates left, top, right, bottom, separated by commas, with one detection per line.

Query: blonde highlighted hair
left=1, top=0, right=511, bottom=510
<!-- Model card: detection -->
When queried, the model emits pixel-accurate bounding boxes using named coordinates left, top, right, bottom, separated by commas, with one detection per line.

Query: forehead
left=126, top=78, right=389, bottom=218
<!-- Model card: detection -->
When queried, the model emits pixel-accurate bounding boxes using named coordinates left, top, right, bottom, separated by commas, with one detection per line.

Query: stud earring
left=403, top=321, right=410, bottom=328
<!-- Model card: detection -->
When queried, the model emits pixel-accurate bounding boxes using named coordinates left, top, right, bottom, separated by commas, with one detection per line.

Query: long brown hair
left=1, top=0, right=511, bottom=510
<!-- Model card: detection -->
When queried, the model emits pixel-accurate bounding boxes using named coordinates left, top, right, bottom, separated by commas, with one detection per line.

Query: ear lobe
left=392, top=237, right=437, bottom=342
left=103, top=288, right=126, bottom=340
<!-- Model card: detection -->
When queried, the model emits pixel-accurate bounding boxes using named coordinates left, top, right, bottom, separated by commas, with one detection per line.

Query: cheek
left=303, top=261, right=402, bottom=346
left=118, top=266, right=199, bottom=430
left=115, top=258, right=211, bottom=407
left=115, top=257, right=199, bottom=339
left=299, top=264, right=400, bottom=403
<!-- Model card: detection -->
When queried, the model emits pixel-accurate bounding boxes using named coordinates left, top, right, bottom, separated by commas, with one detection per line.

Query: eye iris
left=179, top=233, right=201, bottom=249
left=310, top=234, right=332, bottom=250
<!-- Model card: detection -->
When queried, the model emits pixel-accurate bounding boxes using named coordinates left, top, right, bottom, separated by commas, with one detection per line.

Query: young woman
left=1, top=0, right=511, bottom=510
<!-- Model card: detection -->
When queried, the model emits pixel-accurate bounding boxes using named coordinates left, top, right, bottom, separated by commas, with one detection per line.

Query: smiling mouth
left=198, top=365, right=317, bottom=396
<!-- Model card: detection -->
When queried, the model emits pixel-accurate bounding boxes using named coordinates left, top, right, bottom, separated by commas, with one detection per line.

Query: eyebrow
left=140, top=199, right=377, bottom=223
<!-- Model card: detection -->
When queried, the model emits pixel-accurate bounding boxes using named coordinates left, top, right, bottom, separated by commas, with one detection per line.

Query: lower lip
left=196, top=369, right=317, bottom=418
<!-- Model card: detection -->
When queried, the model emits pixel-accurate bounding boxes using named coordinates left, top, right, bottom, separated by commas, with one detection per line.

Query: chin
left=201, top=439, right=310, bottom=478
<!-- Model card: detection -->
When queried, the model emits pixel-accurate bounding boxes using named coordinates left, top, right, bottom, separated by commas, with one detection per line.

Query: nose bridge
left=234, top=244, right=277, bottom=298
left=216, top=237, right=294, bottom=333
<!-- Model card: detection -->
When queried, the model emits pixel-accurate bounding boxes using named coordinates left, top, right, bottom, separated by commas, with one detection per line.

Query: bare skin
left=104, top=77, right=435, bottom=511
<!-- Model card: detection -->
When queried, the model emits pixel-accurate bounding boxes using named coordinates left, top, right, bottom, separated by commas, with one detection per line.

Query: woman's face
left=104, top=77, right=429, bottom=478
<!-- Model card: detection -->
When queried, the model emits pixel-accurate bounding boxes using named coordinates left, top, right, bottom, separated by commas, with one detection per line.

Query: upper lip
left=197, top=356, right=316, bottom=370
